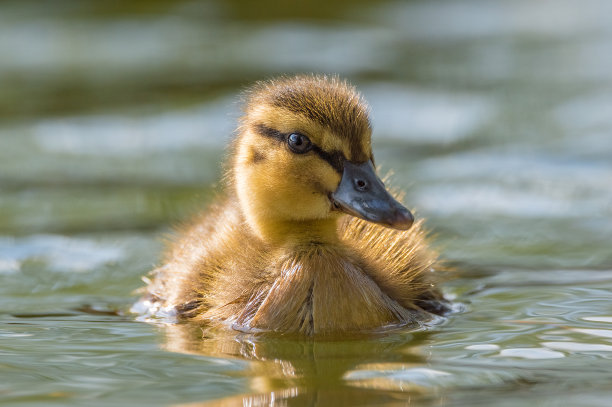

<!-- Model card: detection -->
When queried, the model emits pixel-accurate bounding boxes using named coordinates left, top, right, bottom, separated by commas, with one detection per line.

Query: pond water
left=2, top=0, right=612, bottom=405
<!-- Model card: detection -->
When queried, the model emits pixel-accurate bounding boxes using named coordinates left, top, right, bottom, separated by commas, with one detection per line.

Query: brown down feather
left=137, top=75, right=448, bottom=337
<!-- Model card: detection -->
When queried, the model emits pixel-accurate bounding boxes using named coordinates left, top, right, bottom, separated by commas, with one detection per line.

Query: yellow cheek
left=236, top=142, right=340, bottom=223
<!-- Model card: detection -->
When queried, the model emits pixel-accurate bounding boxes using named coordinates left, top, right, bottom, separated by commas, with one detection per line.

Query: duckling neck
left=249, top=217, right=340, bottom=247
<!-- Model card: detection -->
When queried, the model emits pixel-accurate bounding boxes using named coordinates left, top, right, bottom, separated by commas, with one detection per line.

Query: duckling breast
left=219, top=245, right=420, bottom=336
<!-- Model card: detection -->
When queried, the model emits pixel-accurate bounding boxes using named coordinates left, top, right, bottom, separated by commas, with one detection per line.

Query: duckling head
left=232, top=75, right=413, bottom=245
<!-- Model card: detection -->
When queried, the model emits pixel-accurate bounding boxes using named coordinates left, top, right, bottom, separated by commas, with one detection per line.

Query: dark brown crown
left=244, top=75, right=372, bottom=161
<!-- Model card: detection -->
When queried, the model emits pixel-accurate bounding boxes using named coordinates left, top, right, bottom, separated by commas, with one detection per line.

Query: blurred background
left=1, top=0, right=612, bottom=406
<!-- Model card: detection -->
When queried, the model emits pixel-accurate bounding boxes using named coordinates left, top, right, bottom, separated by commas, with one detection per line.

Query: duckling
left=137, top=75, right=448, bottom=336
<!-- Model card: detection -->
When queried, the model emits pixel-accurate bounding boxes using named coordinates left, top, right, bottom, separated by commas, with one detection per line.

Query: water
left=1, top=0, right=612, bottom=405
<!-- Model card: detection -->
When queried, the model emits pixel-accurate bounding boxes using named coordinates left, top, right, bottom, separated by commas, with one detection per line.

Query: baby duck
left=138, top=75, right=447, bottom=336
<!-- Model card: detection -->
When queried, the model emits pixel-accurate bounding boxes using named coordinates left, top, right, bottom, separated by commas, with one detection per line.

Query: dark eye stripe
left=254, top=123, right=285, bottom=142
left=253, top=123, right=345, bottom=174
left=311, top=146, right=344, bottom=173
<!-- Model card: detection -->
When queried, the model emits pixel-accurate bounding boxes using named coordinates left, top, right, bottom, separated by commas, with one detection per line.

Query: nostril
left=354, top=179, right=368, bottom=191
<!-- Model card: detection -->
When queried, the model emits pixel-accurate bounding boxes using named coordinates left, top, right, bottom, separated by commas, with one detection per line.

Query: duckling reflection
left=162, top=322, right=434, bottom=406
left=136, top=75, right=448, bottom=336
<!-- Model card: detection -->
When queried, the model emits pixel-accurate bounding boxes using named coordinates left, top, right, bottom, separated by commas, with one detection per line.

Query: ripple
left=0, top=235, right=124, bottom=273
left=373, top=0, right=612, bottom=43
left=0, top=259, right=20, bottom=274
left=554, top=91, right=612, bottom=132
left=415, top=150, right=612, bottom=220
left=497, top=348, right=565, bottom=359
left=465, top=344, right=500, bottom=351
left=416, top=184, right=575, bottom=218
left=571, top=329, right=612, bottom=339
left=543, top=341, right=612, bottom=352
left=363, top=84, right=495, bottom=144
left=582, top=316, right=612, bottom=323
left=344, top=365, right=453, bottom=390
left=30, top=97, right=236, bottom=156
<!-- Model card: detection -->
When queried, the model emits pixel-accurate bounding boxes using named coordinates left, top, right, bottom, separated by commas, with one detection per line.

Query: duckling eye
left=287, top=133, right=312, bottom=154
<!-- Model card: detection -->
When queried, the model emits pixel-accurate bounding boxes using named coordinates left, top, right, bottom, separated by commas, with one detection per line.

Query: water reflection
left=161, top=323, right=433, bottom=406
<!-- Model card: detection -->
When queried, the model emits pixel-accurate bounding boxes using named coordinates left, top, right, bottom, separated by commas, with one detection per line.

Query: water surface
left=1, top=0, right=612, bottom=405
